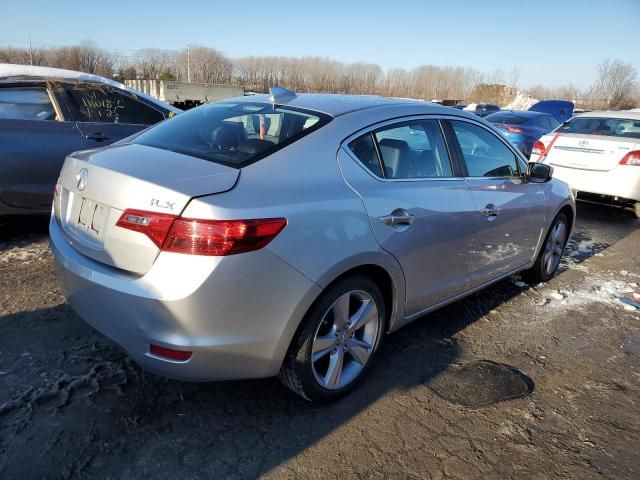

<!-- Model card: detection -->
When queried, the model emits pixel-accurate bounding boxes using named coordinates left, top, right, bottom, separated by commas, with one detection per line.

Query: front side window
left=64, top=84, right=165, bottom=125
left=132, top=102, right=330, bottom=167
left=372, top=120, right=452, bottom=179
left=451, top=121, right=519, bottom=177
left=0, top=87, right=57, bottom=121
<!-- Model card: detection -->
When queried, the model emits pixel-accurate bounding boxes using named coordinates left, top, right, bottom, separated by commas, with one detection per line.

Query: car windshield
left=132, top=102, right=331, bottom=167
left=557, top=117, right=640, bottom=139
left=485, top=114, right=529, bottom=125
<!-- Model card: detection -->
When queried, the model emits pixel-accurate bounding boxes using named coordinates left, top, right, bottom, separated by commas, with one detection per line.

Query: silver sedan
left=50, top=90, right=575, bottom=401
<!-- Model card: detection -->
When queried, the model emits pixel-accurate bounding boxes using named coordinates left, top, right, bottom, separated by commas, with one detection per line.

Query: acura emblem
left=77, top=168, right=88, bottom=191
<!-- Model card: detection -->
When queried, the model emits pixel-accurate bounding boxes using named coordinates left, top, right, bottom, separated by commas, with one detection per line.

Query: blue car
left=485, top=110, right=560, bottom=157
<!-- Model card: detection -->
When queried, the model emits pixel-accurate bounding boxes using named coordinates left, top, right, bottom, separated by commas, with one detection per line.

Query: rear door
left=339, top=118, right=477, bottom=316
left=60, top=82, right=167, bottom=148
left=447, top=119, right=546, bottom=286
left=0, top=82, right=84, bottom=211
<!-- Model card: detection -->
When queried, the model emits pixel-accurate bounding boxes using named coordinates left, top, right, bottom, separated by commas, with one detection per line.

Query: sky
left=2, top=0, right=639, bottom=90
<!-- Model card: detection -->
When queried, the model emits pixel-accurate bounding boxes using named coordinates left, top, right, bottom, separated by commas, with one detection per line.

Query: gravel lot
left=1, top=202, right=638, bottom=479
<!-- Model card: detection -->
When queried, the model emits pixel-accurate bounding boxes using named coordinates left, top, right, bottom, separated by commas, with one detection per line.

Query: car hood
left=528, top=100, right=574, bottom=123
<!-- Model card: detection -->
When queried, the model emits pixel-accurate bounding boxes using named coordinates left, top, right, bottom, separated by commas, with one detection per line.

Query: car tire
left=279, top=275, right=385, bottom=402
left=634, top=202, right=640, bottom=219
left=523, top=212, right=569, bottom=284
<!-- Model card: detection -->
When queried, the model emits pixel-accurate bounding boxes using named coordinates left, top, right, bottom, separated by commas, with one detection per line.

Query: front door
left=339, top=118, right=477, bottom=316
left=447, top=119, right=546, bottom=287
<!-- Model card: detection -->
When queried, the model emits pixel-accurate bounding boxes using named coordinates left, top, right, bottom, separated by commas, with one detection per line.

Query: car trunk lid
left=54, top=143, right=239, bottom=275
left=544, top=134, right=638, bottom=172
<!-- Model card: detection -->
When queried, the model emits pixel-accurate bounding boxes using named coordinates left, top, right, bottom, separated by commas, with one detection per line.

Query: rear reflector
left=620, top=150, right=640, bottom=166
left=116, top=209, right=287, bottom=256
left=532, top=140, right=546, bottom=158
left=164, top=217, right=287, bottom=256
left=149, top=344, right=192, bottom=361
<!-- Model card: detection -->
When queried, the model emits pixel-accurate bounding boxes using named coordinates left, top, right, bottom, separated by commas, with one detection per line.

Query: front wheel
left=279, top=275, right=385, bottom=402
left=523, top=212, right=569, bottom=284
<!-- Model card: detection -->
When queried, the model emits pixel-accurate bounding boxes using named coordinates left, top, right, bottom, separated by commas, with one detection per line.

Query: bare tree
left=586, top=59, right=638, bottom=110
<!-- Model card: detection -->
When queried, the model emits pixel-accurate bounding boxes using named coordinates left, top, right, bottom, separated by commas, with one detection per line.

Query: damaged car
left=0, top=64, right=180, bottom=216
left=51, top=89, right=575, bottom=401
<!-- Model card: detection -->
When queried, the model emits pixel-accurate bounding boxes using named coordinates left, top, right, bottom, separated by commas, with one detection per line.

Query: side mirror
left=528, top=162, right=553, bottom=183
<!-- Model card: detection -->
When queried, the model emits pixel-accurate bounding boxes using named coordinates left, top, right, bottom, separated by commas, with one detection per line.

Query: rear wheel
left=523, top=212, right=569, bottom=284
left=279, top=275, right=385, bottom=402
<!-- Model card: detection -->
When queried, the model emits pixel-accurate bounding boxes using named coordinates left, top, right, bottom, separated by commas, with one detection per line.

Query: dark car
left=0, top=64, right=180, bottom=216
left=463, top=103, right=500, bottom=117
left=485, top=110, right=560, bottom=157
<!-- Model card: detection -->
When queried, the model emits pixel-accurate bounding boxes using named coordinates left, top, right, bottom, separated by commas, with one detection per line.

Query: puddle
left=426, top=360, right=534, bottom=407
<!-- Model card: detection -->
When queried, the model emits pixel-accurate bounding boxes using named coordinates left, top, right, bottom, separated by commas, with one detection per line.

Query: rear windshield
left=485, top=114, right=529, bottom=125
left=132, top=102, right=331, bottom=167
left=557, top=117, right=640, bottom=139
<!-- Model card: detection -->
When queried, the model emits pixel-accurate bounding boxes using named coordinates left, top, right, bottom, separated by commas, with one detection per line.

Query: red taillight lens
left=620, top=150, right=640, bottom=166
left=496, top=125, right=523, bottom=133
left=163, top=217, right=287, bottom=256
left=149, top=344, right=192, bottom=361
left=116, top=209, right=178, bottom=248
left=532, top=140, right=546, bottom=158
left=116, top=209, right=287, bottom=256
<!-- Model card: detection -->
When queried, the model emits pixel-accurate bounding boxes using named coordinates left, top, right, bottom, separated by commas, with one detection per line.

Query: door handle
left=479, top=204, right=500, bottom=218
left=378, top=209, right=414, bottom=227
left=85, top=133, right=110, bottom=141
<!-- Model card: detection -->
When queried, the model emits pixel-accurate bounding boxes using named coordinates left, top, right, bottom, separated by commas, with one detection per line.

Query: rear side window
left=348, top=120, right=453, bottom=179
left=132, top=102, right=331, bottom=167
left=0, top=87, right=57, bottom=121
left=64, top=84, right=165, bottom=125
left=557, top=117, right=640, bottom=139
left=451, top=121, right=520, bottom=177
left=348, top=134, right=383, bottom=177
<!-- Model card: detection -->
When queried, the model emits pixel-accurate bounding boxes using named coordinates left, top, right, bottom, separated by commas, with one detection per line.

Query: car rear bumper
left=50, top=216, right=322, bottom=381
left=548, top=164, right=640, bottom=202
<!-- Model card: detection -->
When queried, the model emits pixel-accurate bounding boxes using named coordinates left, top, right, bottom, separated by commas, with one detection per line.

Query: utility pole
left=187, top=46, right=191, bottom=83
left=28, top=34, right=33, bottom=66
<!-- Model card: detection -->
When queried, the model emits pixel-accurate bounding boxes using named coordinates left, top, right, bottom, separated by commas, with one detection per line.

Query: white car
left=531, top=111, right=640, bottom=217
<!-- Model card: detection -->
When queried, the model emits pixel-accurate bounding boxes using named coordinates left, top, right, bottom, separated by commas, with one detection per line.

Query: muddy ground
left=0, top=202, right=638, bottom=479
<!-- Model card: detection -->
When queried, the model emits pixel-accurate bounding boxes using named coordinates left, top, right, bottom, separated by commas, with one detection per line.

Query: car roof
left=0, top=63, right=181, bottom=113
left=572, top=110, right=640, bottom=121
left=230, top=92, right=449, bottom=117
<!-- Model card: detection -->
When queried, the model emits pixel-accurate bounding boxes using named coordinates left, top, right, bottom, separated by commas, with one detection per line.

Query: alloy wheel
left=311, top=290, right=381, bottom=390
left=543, top=220, right=567, bottom=275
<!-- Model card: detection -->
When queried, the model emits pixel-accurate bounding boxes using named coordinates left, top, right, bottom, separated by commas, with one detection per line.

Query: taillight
left=532, top=140, right=546, bottom=158
left=164, top=217, right=287, bottom=256
left=116, top=209, right=287, bottom=256
left=496, top=125, right=523, bottom=134
left=620, top=150, right=640, bottom=166
left=116, top=209, right=177, bottom=248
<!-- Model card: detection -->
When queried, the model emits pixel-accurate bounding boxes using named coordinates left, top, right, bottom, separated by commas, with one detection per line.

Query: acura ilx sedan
left=51, top=89, right=575, bottom=401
